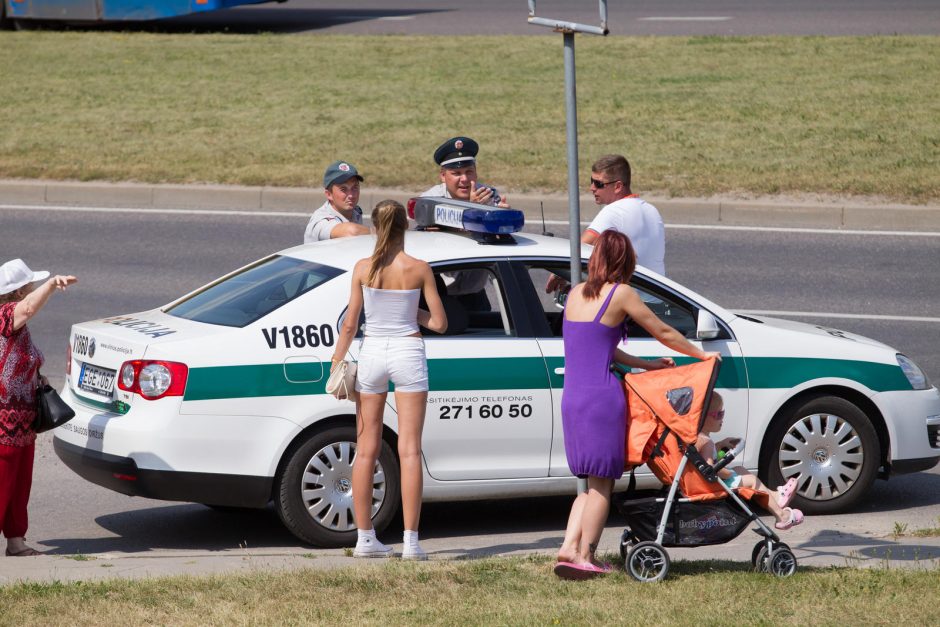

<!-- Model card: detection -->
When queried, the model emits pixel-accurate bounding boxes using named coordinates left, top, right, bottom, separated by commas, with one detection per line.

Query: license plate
left=79, top=363, right=116, bottom=397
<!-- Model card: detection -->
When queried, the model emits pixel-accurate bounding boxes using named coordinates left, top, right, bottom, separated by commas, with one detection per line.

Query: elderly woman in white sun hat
left=0, top=259, right=77, bottom=557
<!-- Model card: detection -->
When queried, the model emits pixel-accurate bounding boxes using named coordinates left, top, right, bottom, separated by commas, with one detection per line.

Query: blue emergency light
left=407, top=197, right=524, bottom=244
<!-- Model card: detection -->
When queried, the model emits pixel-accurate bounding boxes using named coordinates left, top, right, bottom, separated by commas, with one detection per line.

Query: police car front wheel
left=275, top=425, right=401, bottom=548
left=764, top=394, right=879, bottom=515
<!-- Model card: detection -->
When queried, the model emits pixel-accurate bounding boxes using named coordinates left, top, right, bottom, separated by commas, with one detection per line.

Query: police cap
left=434, top=137, right=479, bottom=169
left=323, top=160, right=363, bottom=189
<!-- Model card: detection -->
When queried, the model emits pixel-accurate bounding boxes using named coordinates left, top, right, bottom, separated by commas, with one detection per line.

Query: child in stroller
left=615, top=357, right=802, bottom=581
left=698, top=392, right=803, bottom=530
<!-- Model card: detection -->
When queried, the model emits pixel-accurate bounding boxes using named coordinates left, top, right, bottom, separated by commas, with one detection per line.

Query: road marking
left=639, top=17, right=733, bottom=22
left=0, top=204, right=306, bottom=218
left=539, top=218, right=937, bottom=238
left=666, top=223, right=940, bottom=237
left=2, top=205, right=937, bottom=238
left=736, top=310, right=940, bottom=324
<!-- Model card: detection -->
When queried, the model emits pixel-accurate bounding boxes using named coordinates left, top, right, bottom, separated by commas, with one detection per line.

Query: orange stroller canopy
left=624, top=356, right=720, bottom=467
left=623, top=356, right=768, bottom=507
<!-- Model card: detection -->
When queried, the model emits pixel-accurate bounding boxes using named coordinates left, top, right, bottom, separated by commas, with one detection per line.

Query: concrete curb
left=2, top=178, right=939, bottom=231
left=2, top=531, right=938, bottom=584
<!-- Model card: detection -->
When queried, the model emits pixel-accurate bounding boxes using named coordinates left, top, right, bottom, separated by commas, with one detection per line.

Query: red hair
left=583, top=230, right=637, bottom=300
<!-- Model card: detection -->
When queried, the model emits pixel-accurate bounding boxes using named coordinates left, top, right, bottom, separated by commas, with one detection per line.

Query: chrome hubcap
left=778, top=412, right=864, bottom=502
left=300, top=441, right=387, bottom=532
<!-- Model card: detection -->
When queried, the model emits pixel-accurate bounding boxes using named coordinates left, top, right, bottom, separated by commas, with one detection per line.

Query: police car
left=54, top=199, right=940, bottom=547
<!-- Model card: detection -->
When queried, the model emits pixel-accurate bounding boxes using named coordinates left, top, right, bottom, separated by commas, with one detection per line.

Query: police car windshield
left=165, top=255, right=344, bottom=327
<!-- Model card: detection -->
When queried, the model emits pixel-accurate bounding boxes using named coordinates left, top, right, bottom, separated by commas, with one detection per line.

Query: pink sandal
left=775, top=507, right=804, bottom=530
left=553, top=561, right=611, bottom=580
left=776, top=477, right=798, bottom=508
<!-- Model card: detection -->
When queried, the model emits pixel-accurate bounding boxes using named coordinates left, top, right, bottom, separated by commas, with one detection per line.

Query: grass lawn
left=0, top=34, right=937, bottom=203
left=1, top=557, right=939, bottom=625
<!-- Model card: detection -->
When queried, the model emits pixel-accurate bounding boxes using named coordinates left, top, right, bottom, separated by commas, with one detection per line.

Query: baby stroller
left=613, top=357, right=797, bottom=582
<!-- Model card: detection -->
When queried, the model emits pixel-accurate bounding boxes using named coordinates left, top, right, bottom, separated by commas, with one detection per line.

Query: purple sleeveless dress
left=561, top=284, right=628, bottom=480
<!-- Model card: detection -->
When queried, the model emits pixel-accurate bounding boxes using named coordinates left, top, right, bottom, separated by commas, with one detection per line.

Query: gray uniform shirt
left=303, top=201, right=363, bottom=243
left=421, top=183, right=501, bottom=206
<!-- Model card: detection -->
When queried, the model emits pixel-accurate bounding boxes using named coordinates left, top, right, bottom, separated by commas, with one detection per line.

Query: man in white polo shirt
left=303, top=161, right=370, bottom=243
left=582, top=154, right=666, bottom=275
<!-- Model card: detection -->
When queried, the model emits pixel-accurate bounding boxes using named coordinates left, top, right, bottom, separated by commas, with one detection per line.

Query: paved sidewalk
left=2, top=525, right=938, bottom=584
left=0, top=500, right=940, bottom=586
left=3, top=178, right=939, bottom=231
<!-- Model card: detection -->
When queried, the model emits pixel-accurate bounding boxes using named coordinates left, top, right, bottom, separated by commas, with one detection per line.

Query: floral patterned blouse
left=0, top=301, right=43, bottom=447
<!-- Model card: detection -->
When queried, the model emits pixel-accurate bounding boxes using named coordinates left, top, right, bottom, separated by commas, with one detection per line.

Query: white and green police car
left=54, top=199, right=940, bottom=547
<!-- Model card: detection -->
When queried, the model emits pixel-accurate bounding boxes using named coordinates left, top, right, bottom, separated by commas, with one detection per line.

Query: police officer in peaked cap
left=420, top=136, right=509, bottom=208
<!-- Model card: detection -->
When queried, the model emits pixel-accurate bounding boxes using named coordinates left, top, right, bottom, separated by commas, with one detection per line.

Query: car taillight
left=66, top=342, right=72, bottom=376
left=117, top=360, right=188, bottom=400
left=406, top=198, right=417, bottom=219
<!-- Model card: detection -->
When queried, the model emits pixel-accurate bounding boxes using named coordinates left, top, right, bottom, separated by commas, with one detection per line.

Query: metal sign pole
left=563, top=31, right=580, bottom=294
left=528, top=1, right=609, bottom=496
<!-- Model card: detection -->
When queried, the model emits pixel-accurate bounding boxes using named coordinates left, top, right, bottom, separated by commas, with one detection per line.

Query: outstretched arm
left=622, top=287, right=719, bottom=361
left=331, top=222, right=370, bottom=238
left=13, top=275, right=78, bottom=331
left=613, top=350, right=676, bottom=371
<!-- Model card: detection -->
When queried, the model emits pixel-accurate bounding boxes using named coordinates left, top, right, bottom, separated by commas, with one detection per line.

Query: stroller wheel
left=753, top=541, right=790, bottom=572
left=619, top=529, right=635, bottom=561
left=626, top=541, right=670, bottom=583
left=751, top=541, right=767, bottom=568
left=751, top=541, right=789, bottom=569
left=768, top=547, right=797, bottom=578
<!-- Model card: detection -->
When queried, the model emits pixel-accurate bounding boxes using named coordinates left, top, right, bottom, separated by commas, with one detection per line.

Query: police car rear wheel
left=764, top=395, right=879, bottom=515
left=275, top=425, right=400, bottom=548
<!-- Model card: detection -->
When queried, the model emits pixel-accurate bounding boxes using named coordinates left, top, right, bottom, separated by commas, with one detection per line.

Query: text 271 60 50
left=439, top=404, right=533, bottom=419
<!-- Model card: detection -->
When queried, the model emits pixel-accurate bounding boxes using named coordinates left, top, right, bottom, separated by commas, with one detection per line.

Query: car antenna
left=540, top=202, right=554, bottom=237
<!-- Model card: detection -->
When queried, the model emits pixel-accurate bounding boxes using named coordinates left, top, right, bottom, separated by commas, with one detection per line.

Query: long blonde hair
left=366, top=200, right=409, bottom=287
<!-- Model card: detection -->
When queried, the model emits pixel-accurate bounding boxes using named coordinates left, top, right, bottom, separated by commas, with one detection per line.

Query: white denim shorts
left=355, top=336, right=429, bottom=394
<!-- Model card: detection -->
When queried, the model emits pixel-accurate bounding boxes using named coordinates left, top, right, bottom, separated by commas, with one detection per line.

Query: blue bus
left=2, top=0, right=279, bottom=26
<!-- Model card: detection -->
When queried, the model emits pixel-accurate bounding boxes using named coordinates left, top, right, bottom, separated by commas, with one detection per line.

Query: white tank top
left=362, top=286, right=421, bottom=336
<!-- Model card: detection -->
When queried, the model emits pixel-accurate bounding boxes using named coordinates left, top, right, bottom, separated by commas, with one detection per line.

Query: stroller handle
left=712, top=451, right=737, bottom=474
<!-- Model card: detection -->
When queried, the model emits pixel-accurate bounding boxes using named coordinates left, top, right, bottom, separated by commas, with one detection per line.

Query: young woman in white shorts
left=331, top=200, right=447, bottom=560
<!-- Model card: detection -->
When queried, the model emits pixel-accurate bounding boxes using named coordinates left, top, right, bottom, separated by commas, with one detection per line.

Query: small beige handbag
left=326, top=360, right=358, bottom=402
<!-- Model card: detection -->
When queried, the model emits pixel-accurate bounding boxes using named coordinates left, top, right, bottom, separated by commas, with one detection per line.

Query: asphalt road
left=1, top=207, right=938, bottom=571
left=3, top=208, right=937, bottom=381
left=90, top=0, right=940, bottom=35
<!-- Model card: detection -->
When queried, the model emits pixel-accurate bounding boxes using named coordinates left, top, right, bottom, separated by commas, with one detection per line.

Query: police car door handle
left=554, top=367, right=565, bottom=375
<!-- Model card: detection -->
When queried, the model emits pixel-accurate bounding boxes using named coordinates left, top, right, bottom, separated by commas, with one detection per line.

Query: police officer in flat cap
left=420, top=136, right=509, bottom=207
left=303, top=160, right=371, bottom=243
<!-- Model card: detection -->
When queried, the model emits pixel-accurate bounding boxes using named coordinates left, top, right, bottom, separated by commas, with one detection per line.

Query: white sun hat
left=0, top=259, right=50, bottom=296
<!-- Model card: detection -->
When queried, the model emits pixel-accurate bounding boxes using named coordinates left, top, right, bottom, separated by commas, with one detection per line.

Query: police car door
left=512, top=260, right=746, bottom=478
left=404, top=260, right=554, bottom=480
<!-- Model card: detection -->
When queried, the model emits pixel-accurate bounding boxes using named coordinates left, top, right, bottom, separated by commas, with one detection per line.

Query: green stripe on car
left=182, top=356, right=910, bottom=402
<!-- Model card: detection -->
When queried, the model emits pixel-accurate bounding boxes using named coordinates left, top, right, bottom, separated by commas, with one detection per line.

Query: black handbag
left=33, top=381, right=76, bottom=434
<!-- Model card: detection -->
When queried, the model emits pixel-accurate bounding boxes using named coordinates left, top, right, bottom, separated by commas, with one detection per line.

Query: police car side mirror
left=696, top=310, right=720, bottom=340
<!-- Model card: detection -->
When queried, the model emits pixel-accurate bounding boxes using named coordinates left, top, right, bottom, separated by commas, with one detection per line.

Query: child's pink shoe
left=775, top=507, right=804, bottom=530
left=776, top=477, right=798, bottom=508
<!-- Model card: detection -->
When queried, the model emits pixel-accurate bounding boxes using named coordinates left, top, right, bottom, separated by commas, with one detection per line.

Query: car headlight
left=897, top=354, right=930, bottom=390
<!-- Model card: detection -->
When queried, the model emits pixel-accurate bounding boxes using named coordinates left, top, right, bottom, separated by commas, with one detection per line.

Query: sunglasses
left=590, top=178, right=620, bottom=189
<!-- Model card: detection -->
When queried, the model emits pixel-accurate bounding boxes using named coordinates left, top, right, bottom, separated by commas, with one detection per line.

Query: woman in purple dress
left=554, top=231, right=717, bottom=580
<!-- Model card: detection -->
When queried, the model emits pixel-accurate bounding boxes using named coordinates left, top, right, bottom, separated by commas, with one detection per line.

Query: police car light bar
left=407, top=197, right=524, bottom=244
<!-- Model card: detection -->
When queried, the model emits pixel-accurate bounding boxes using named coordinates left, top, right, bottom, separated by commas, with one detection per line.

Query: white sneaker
left=401, top=543, right=428, bottom=561
left=353, top=536, right=393, bottom=558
